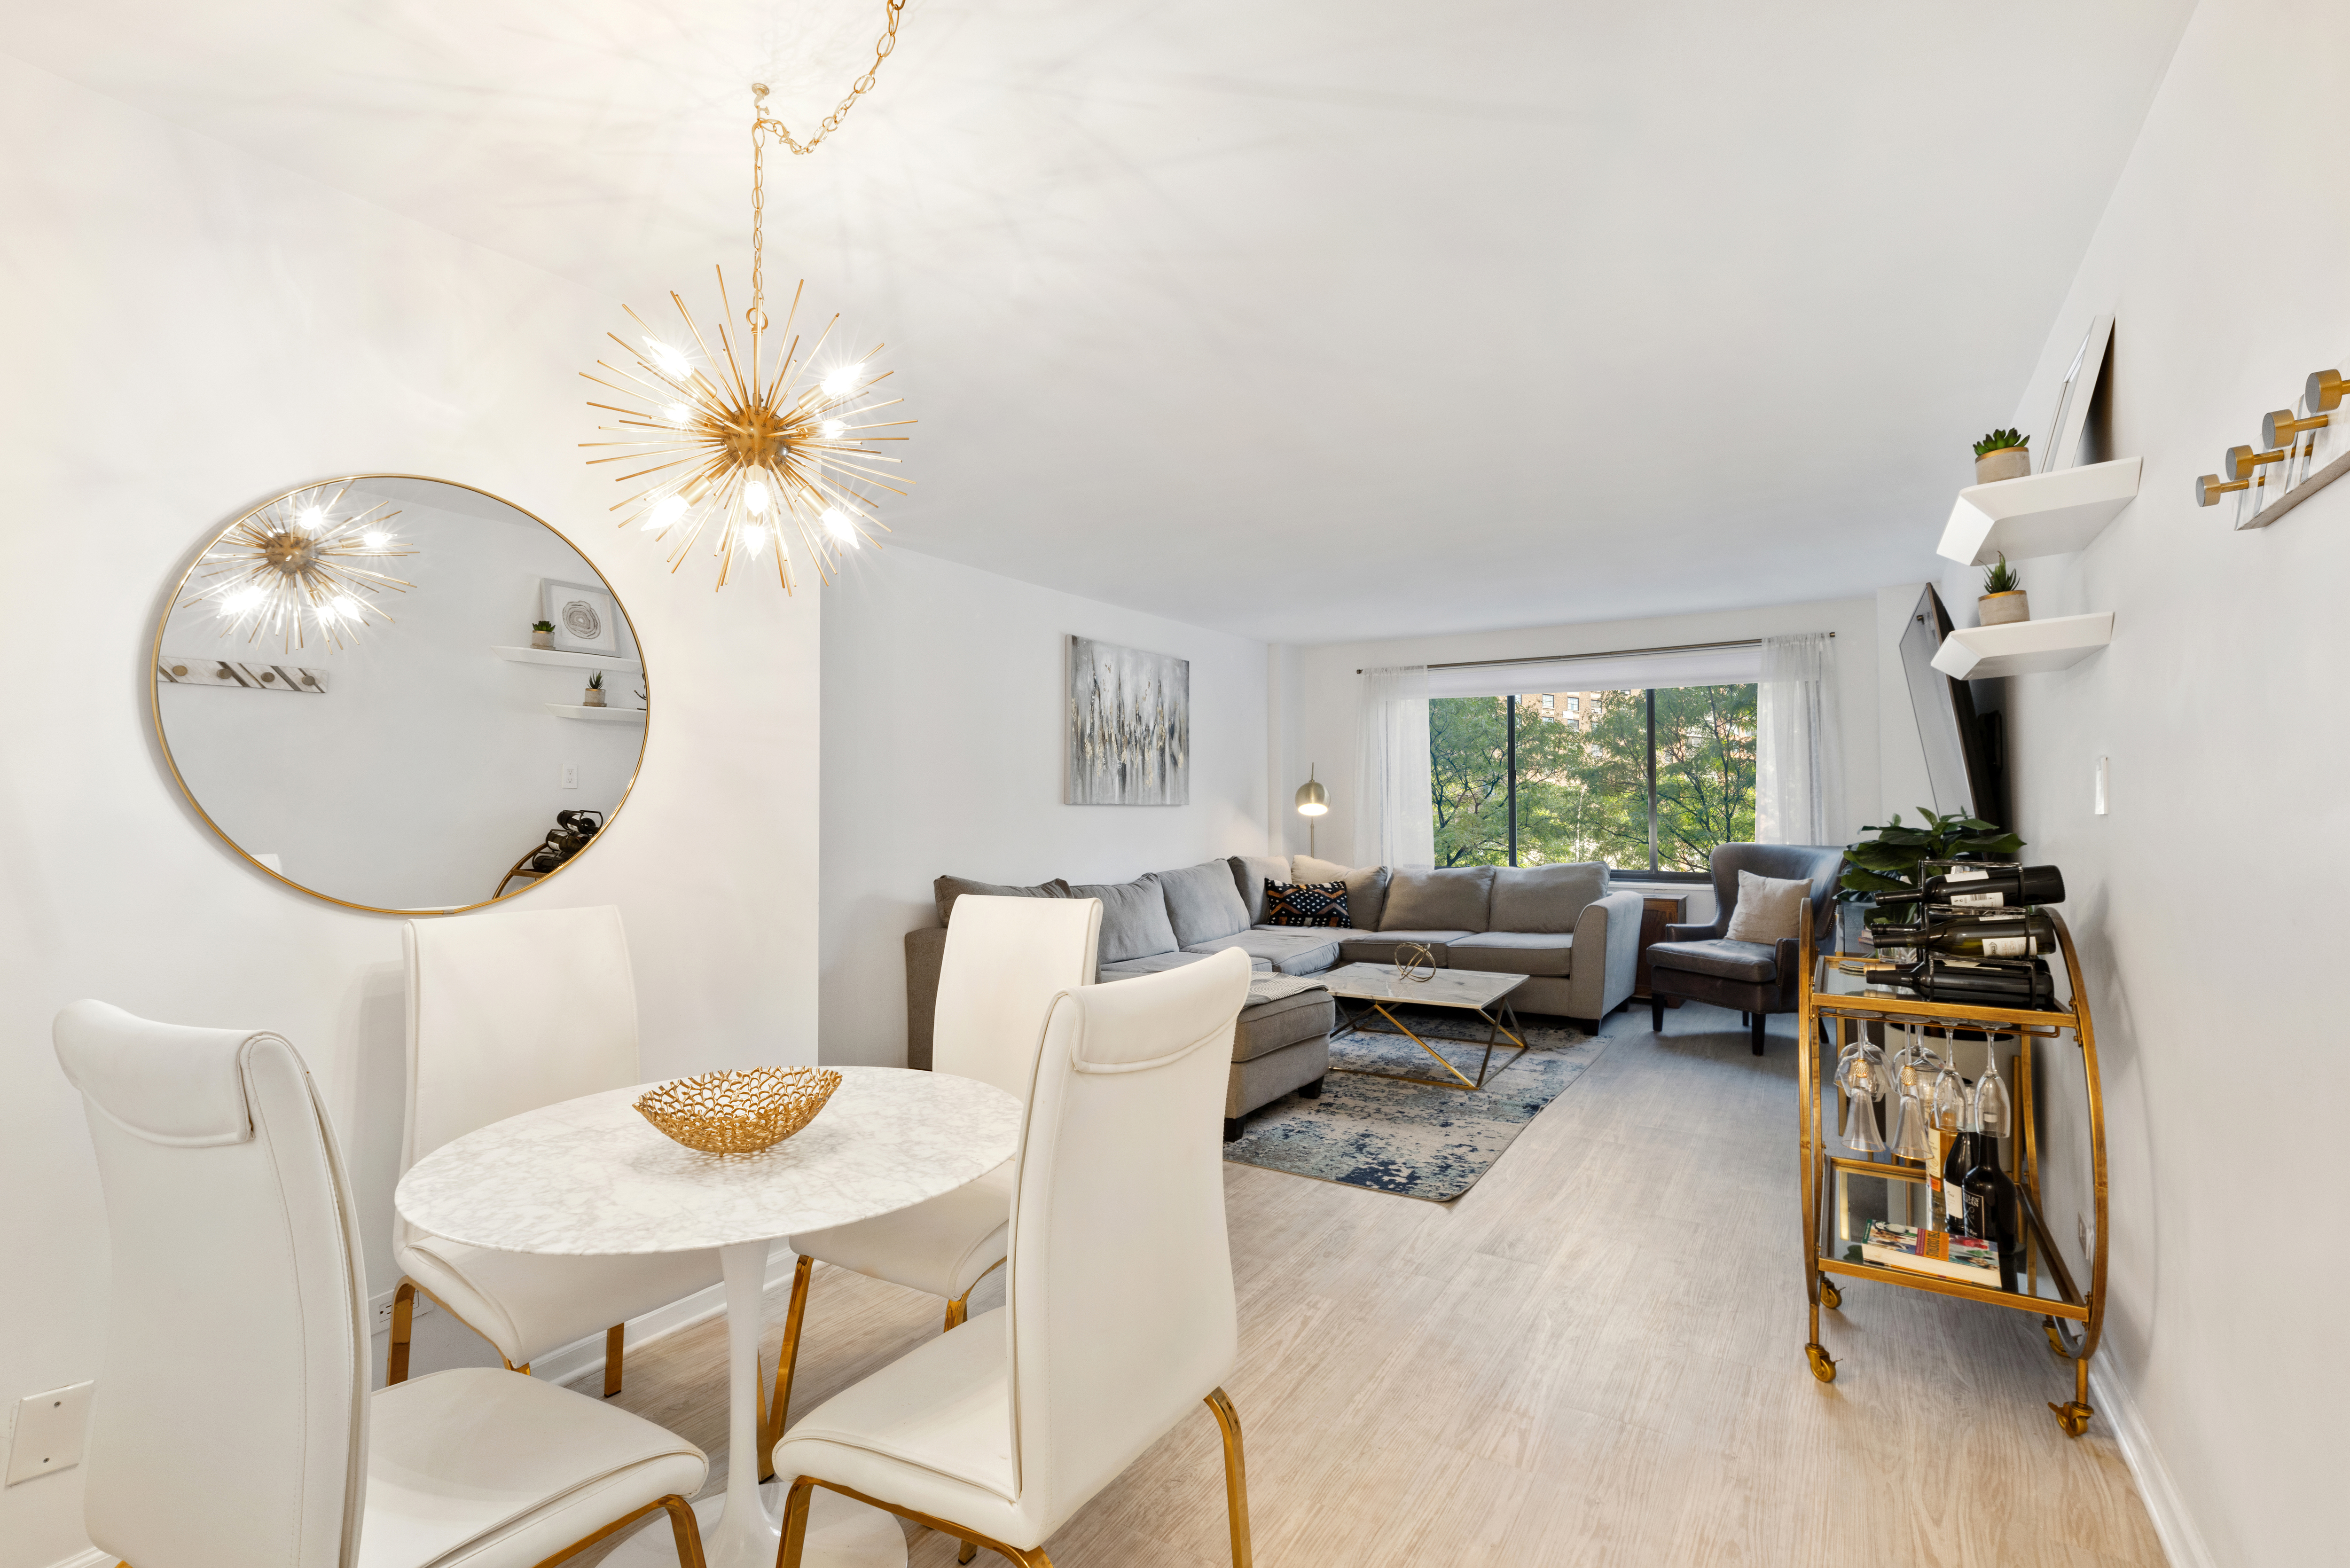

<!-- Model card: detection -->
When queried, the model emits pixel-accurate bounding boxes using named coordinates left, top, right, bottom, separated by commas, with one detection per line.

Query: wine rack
left=1796, top=909, right=2108, bottom=1436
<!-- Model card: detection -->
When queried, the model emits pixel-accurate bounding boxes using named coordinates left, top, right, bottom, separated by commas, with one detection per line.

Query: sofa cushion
left=1261, top=879, right=1350, bottom=928
left=1145, top=860, right=1253, bottom=948
left=1722, top=870, right=1812, bottom=946
left=1446, top=931, right=1576, bottom=978
left=932, top=875, right=1070, bottom=927
left=1228, top=856, right=1291, bottom=925
left=1380, top=866, right=1494, bottom=932
left=1067, top=878, right=1181, bottom=963
left=1232, top=988, right=1334, bottom=1064
left=1488, top=862, right=1607, bottom=935
left=1335, top=930, right=1472, bottom=965
left=1186, top=929, right=1344, bottom=976
left=1647, top=938, right=1778, bottom=984
left=1098, top=950, right=1269, bottom=980
left=1292, top=855, right=1390, bottom=931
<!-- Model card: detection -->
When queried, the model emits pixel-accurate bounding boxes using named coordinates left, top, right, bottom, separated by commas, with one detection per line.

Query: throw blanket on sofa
left=1246, top=974, right=1328, bottom=1005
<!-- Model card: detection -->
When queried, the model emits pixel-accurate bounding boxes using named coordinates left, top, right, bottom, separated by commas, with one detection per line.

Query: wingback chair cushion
left=1648, top=844, right=1846, bottom=1017
left=1721, top=871, right=1813, bottom=945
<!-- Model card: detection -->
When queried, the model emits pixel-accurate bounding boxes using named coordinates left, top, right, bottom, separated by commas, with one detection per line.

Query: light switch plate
left=7, top=1382, right=94, bottom=1486
left=2094, top=756, right=2109, bottom=815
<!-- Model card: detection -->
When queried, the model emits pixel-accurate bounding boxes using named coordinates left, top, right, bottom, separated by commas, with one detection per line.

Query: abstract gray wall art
left=1065, top=635, right=1190, bottom=806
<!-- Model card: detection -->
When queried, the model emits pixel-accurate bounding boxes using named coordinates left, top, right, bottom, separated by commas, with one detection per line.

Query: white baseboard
left=367, top=1245, right=801, bottom=1391
left=43, top=1547, right=112, bottom=1568
left=2090, top=1362, right=2217, bottom=1568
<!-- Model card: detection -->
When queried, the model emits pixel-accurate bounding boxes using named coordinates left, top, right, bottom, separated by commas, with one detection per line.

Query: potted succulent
left=1973, top=428, right=2031, bottom=485
left=582, top=670, right=606, bottom=708
left=1979, top=553, right=2029, bottom=625
left=529, top=619, right=556, bottom=650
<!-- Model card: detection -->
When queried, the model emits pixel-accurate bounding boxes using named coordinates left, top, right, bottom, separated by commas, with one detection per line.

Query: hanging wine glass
left=1893, top=1027, right=1937, bottom=1162
left=1843, top=1041, right=1889, bottom=1153
left=1972, top=1034, right=2014, bottom=1141
left=1930, top=1028, right=1967, bottom=1137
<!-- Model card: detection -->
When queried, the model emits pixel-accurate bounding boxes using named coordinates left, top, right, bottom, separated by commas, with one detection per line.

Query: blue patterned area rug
left=1222, top=1007, right=1607, bottom=1202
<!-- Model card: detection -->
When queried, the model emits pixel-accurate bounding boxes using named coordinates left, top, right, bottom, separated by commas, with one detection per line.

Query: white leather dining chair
left=768, top=948, right=1257, bottom=1568
left=762, top=894, right=1101, bottom=1479
left=392, top=905, right=721, bottom=1392
left=52, top=999, right=711, bottom=1568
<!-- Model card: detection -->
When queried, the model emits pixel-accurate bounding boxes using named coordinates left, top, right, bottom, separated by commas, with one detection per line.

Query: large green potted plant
left=1840, top=807, right=2023, bottom=947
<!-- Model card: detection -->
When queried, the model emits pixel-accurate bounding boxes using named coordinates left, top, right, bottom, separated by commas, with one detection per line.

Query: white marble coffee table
left=396, top=1065, right=1023, bottom=1568
left=1317, top=962, right=1531, bottom=1090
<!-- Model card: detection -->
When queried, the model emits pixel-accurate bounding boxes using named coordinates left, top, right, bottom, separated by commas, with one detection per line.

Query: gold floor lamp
left=1294, top=765, right=1328, bottom=856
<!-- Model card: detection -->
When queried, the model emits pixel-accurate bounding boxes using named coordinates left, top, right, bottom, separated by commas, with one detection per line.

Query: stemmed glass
left=1836, top=1037, right=1889, bottom=1153
left=1892, top=1027, right=1941, bottom=1162
left=1972, top=1034, right=2014, bottom=1140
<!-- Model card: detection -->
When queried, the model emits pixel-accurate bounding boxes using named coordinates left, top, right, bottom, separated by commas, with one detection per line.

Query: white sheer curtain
left=1353, top=665, right=1435, bottom=870
left=1756, top=632, right=1845, bottom=845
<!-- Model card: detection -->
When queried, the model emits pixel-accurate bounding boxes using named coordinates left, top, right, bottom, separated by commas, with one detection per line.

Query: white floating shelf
left=1931, top=612, right=2114, bottom=680
left=494, top=644, right=642, bottom=674
left=545, top=703, right=647, bottom=724
left=1937, top=456, right=2142, bottom=566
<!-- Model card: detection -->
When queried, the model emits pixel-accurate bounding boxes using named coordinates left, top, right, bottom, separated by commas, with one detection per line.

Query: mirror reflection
left=154, top=477, right=647, bottom=913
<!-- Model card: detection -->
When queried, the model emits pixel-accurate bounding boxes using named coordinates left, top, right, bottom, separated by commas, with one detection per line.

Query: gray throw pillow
left=1379, top=866, right=1495, bottom=932
left=1488, top=862, right=1608, bottom=934
left=933, top=875, right=1070, bottom=927
left=1292, top=854, right=1390, bottom=931
left=1146, top=860, right=1253, bottom=947
left=1066, top=878, right=1182, bottom=963
left=1722, top=870, right=1812, bottom=945
left=1228, top=855, right=1292, bottom=925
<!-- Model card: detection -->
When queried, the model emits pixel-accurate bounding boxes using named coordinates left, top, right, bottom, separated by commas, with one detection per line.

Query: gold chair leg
left=944, top=1294, right=969, bottom=1332
left=1204, top=1388, right=1253, bottom=1568
left=387, top=1279, right=417, bottom=1386
left=525, top=1493, right=705, bottom=1568
left=957, top=1543, right=979, bottom=1564
left=760, top=1255, right=814, bottom=1483
left=605, top=1323, right=626, bottom=1397
left=777, top=1478, right=817, bottom=1568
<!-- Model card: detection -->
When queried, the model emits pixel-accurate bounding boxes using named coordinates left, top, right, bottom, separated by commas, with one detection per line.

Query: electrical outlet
left=6, top=1382, right=94, bottom=1486
left=562, top=764, right=579, bottom=790
left=370, top=1290, right=435, bottom=1332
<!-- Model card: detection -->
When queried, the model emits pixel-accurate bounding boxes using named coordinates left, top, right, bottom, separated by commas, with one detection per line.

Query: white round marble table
left=395, top=1066, right=1022, bottom=1568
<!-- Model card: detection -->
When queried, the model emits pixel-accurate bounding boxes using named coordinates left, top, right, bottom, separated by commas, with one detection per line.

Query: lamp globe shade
left=1295, top=776, right=1329, bottom=816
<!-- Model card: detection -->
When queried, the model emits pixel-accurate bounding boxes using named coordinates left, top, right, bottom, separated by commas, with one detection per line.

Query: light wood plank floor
left=575, top=1003, right=2165, bottom=1567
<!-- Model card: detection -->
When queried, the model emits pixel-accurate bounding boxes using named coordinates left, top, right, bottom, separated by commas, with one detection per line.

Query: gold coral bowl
left=634, top=1066, right=843, bottom=1155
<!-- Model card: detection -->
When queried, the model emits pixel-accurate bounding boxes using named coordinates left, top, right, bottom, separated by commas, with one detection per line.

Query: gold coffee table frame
left=1798, top=911, right=2109, bottom=1436
left=1318, top=964, right=1532, bottom=1092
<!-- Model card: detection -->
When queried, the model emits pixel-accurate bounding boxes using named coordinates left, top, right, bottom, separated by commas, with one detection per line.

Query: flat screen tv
left=1896, top=584, right=2005, bottom=827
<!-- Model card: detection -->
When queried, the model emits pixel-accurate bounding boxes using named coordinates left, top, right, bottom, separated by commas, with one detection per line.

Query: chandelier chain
left=749, top=0, right=907, bottom=330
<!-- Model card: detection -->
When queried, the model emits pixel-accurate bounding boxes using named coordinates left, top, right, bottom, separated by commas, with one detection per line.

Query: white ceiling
left=9, top=1, right=2195, bottom=643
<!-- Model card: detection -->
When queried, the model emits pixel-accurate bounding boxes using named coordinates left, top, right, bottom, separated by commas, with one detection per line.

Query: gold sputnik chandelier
left=583, top=0, right=913, bottom=593
left=183, top=481, right=412, bottom=651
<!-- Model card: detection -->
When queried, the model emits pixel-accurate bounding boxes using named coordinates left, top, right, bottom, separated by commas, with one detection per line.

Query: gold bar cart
left=1797, top=912, right=2109, bottom=1435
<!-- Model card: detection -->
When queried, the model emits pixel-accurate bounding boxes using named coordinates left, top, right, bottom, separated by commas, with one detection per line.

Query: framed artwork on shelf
left=2036, top=314, right=2112, bottom=473
left=1065, top=635, right=1189, bottom=806
left=541, top=578, right=620, bottom=657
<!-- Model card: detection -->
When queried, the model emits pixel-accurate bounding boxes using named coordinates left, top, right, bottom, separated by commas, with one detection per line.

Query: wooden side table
left=1633, top=892, right=1688, bottom=1007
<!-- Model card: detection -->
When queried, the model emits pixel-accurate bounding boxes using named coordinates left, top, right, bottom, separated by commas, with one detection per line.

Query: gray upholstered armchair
left=1645, top=843, right=1846, bottom=1055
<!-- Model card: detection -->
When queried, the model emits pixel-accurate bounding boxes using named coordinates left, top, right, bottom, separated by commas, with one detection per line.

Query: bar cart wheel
left=1818, top=1278, right=1842, bottom=1311
left=1805, top=1342, right=1837, bottom=1383
left=2050, top=1401, right=2092, bottom=1437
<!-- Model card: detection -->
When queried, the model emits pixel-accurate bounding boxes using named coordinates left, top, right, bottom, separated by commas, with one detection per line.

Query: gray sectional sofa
left=905, top=854, right=1644, bottom=1134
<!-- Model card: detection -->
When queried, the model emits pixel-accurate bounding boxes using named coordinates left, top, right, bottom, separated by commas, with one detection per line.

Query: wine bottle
left=1874, top=960, right=2058, bottom=1009
left=1869, top=909, right=2056, bottom=959
left=1940, top=1110, right=1977, bottom=1236
left=1961, top=1128, right=2021, bottom=1291
left=1874, top=864, right=2066, bottom=909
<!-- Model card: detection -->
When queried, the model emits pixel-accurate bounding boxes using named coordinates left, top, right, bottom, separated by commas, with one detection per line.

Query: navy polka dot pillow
left=1262, top=878, right=1352, bottom=928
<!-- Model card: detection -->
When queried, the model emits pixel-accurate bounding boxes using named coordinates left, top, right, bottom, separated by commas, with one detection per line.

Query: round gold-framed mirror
left=152, top=476, right=649, bottom=915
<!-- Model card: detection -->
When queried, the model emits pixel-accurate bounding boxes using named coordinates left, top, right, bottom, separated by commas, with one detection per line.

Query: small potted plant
left=529, top=619, right=556, bottom=650
left=582, top=670, right=606, bottom=708
left=1973, top=428, right=2030, bottom=485
left=1979, top=553, right=2029, bottom=625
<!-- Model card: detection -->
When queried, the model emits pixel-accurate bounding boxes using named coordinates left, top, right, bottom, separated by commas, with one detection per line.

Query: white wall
left=1958, top=4, right=2348, bottom=1560
left=818, top=549, right=1269, bottom=1067
left=1284, top=597, right=1880, bottom=900
left=0, top=58, right=820, bottom=1566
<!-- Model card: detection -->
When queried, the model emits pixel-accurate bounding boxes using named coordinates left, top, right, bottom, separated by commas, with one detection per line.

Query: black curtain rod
left=1356, top=631, right=1829, bottom=675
